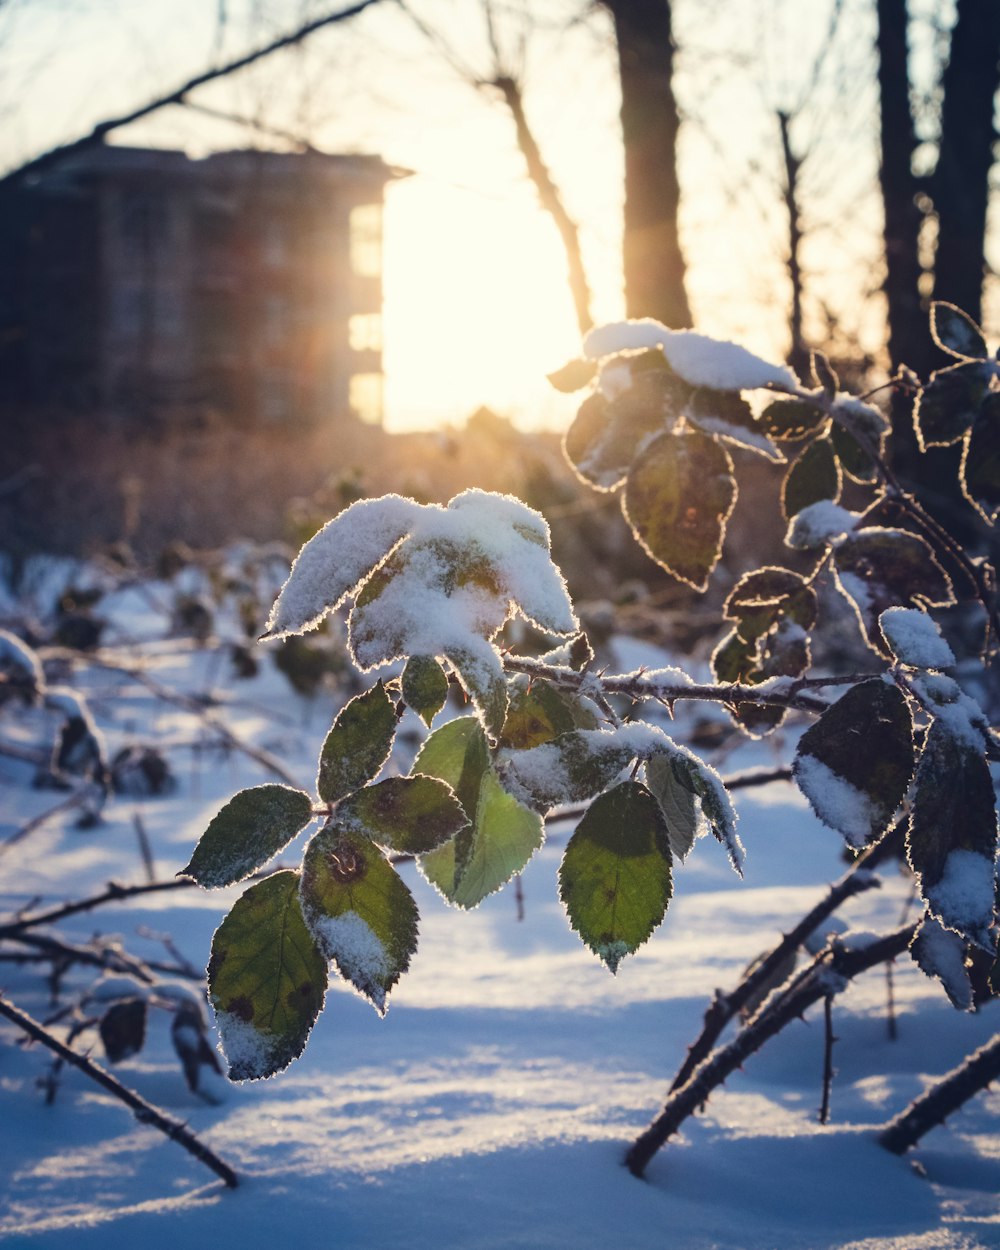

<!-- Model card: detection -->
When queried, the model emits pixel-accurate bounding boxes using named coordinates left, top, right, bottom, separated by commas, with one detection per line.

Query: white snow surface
left=0, top=572, right=998, bottom=1248
left=879, top=608, right=955, bottom=670
left=583, top=319, right=799, bottom=391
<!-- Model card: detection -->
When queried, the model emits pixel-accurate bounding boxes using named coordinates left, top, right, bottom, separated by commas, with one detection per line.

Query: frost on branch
left=265, top=490, right=577, bottom=740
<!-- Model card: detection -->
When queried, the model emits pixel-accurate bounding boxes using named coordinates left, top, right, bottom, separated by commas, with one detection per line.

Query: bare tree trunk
left=602, top=0, right=691, bottom=328
left=778, top=111, right=809, bottom=377
left=930, top=0, right=1000, bottom=326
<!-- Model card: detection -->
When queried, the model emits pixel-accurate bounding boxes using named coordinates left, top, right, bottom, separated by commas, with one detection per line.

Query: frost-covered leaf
left=317, top=681, right=397, bottom=804
left=961, top=392, right=1000, bottom=524
left=264, top=495, right=421, bottom=639
left=930, top=301, right=989, bottom=361
left=829, top=422, right=879, bottom=484
left=914, top=361, right=993, bottom=450
left=559, top=782, right=672, bottom=973
left=564, top=392, right=633, bottom=491
left=547, top=357, right=598, bottom=393
left=401, top=655, right=449, bottom=727
left=337, top=775, right=468, bottom=854
left=208, top=871, right=327, bottom=1080
left=685, top=388, right=784, bottom=461
left=908, top=720, right=998, bottom=949
left=785, top=500, right=860, bottom=550
left=500, top=677, right=598, bottom=750
left=724, top=567, right=817, bottom=643
left=793, top=680, right=913, bottom=847
left=759, top=397, right=828, bottom=442
left=833, top=529, right=955, bottom=652
left=782, top=437, right=840, bottom=519
left=879, top=607, right=955, bottom=670
left=99, top=999, right=147, bottom=1063
left=623, top=428, right=736, bottom=591
left=414, top=717, right=543, bottom=908
left=910, top=912, right=973, bottom=1011
left=444, top=640, right=509, bottom=742
left=300, top=826, right=418, bottom=1013
left=181, top=784, right=314, bottom=888
left=653, top=745, right=743, bottom=874
left=498, top=729, right=636, bottom=811
left=644, top=753, right=700, bottom=862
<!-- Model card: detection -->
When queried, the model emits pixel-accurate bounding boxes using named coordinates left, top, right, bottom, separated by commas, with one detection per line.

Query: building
left=0, top=144, right=403, bottom=425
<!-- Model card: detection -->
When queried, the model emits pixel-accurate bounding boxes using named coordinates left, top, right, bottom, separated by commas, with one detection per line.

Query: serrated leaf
left=547, top=357, right=598, bottom=393
left=685, top=389, right=784, bottom=461
left=208, top=871, right=327, bottom=1080
left=910, top=912, right=973, bottom=1011
left=500, top=677, right=598, bottom=750
left=782, top=437, right=841, bottom=519
left=914, top=360, right=993, bottom=450
left=793, top=679, right=913, bottom=847
left=759, top=397, right=829, bottom=441
left=300, top=825, right=418, bottom=1013
left=445, top=641, right=509, bottom=743
left=337, top=775, right=468, bottom=854
left=499, top=729, right=635, bottom=811
left=401, top=655, right=449, bottom=727
left=563, top=393, right=631, bottom=491
left=659, top=747, right=743, bottom=874
left=181, top=784, right=314, bottom=888
left=99, top=999, right=147, bottom=1063
left=412, top=716, right=490, bottom=821
left=830, top=421, right=878, bottom=484
left=623, top=428, right=737, bottom=591
left=558, top=782, right=672, bottom=973
left=724, top=567, right=817, bottom=642
left=833, top=529, right=955, bottom=653
left=644, top=754, right=700, bottom=861
left=961, top=392, right=1000, bottom=524
left=317, top=681, right=397, bottom=803
left=930, top=301, right=988, bottom=361
left=908, top=721, right=998, bottom=949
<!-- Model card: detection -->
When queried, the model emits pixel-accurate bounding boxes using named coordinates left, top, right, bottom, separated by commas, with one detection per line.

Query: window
left=349, top=313, right=382, bottom=353
left=350, top=204, right=382, bottom=278
left=349, top=372, right=383, bottom=425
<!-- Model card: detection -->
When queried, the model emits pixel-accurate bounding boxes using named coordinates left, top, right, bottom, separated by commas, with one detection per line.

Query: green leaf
left=499, top=729, right=635, bottom=811
left=961, top=393, right=1000, bottom=524
left=782, top=437, right=841, bottom=519
left=685, top=389, right=784, bottom=461
left=181, top=784, right=314, bottom=888
left=914, top=361, right=993, bottom=450
left=500, top=677, right=598, bottom=750
left=547, top=357, right=598, bottom=393
left=830, top=422, right=878, bottom=484
left=793, top=679, right=914, bottom=847
left=208, top=871, right=327, bottom=1080
left=930, top=301, right=988, bottom=361
left=337, top=775, right=469, bottom=854
left=444, top=642, right=509, bottom=744
left=623, top=428, right=737, bottom=591
left=317, top=681, right=397, bottom=804
left=558, top=782, right=672, bottom=973
left=300, top=826, right=418, bottom=1013
left=401, top=655, right=449, bottom=727
left=908, top=721, right=998, bottom=949
left=644, top=753, right=699, bottom=861
left=833, top=529, right=955, bottom=653
left=414, top=717, right=543, bottom=908
left=657, top=747, right=743, bottom=874
left=759, top=397, right=829, bottom=441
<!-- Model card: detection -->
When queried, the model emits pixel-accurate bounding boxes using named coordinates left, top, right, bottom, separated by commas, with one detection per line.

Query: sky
left=0, top=0, right=975, bottom=433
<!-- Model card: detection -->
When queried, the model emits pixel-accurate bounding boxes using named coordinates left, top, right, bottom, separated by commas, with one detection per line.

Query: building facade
left=0, top=145, right=401, bottom=425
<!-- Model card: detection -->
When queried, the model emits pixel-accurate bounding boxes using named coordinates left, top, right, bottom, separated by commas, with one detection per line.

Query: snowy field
left=1, top=569, right=999, bottom=1250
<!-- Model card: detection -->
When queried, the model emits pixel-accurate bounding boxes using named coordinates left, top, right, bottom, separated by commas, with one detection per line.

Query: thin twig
left=0, top=993, right=238, bottom=1188
left=0, top=788, right=95, bottom=857
left=818, top=994, right=836, bottom=1124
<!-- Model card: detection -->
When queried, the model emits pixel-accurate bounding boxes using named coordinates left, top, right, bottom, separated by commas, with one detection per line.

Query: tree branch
left=0, top=993, right=238, bottom=1188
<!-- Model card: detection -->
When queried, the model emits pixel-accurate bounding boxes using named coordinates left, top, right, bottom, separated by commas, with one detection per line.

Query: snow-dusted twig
left=878, top=1032, right=1000, bottom=1155
left=0, top=993, right=238, bottom=1188
left=625, top=923, right=915, bottom=1178
left=818, top=994, right=837, bottom=1124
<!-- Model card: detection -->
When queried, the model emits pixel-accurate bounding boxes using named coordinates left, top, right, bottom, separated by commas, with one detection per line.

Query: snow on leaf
left=781, top=437, right=841, bottom=520
left=558, top=782, right=673, bottom=974
left=208, top=871, right=327, bottom=1080
left=623, top=428, right=737, bottom=591
left=910, top=912, right=973, bottom=1011
left=263, top=495, right=421, bottom=639
left=443, top=638, right=509, bottom=743
left=879, top=608, right=955, bottom=670
left=684, top=389, right=785, bottom=461
left=793, top=680, right=913, bottom=847
left=181, top=784, right=314, bottom=888
left=497, top=729, right=635, bottom=811
left=300, top=826, right=418, bottom=1014
left=929, top=301, right=989, bottom=361
left=785, top=500, right=859, bottom=550
left=316, top=681, right=397, bottom=805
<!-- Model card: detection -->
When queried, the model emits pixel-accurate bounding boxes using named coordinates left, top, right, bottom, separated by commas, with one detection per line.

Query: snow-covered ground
left=1, top=573, right=999, bottom=1249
